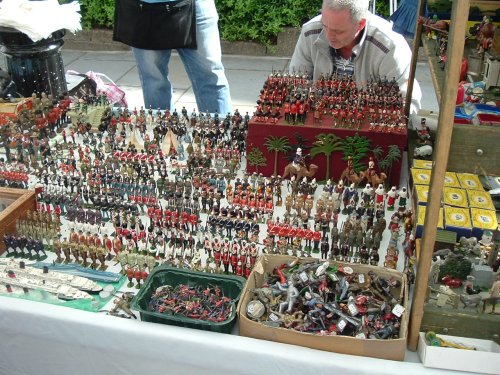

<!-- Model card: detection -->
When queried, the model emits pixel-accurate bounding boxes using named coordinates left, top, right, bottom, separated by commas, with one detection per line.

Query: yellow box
left=411, top=168, right=431, bottom=185
left=416, top=206, right=443, bottom=238
left=442, top=187, right=468, bottom=208
left=444, top=172, right=460, bottom=188
left=467, top=190, right=495, bottom=210
left=444, top=206, right=472, bottom=238
left=412, top=159, right=433, bottom=169
left=414, top=184, right=429, bottom=205
left=457, top=173, right=483, bottom=191
left=470, top=208, right=498, bottom=239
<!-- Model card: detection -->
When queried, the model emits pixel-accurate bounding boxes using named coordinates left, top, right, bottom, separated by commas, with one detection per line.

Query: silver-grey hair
left=322, top=0, right=369, bottom=24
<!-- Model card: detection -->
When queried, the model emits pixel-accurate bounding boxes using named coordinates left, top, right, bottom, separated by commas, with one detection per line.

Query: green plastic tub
left=131, top=266, right=246, bottom=334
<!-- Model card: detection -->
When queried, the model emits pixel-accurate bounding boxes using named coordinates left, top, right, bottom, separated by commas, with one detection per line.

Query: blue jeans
left=133, top=0, right=232, bottom=114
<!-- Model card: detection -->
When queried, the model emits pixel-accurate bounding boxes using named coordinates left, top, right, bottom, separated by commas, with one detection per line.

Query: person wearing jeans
left=133, top=0, right=232, bottom=114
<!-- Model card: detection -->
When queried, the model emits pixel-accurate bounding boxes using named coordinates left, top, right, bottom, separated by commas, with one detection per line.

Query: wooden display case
left=421, top=37, right=500, bottom=175
left=0, top=187, right=37, bottom=254
left=407, top=0, right=500, bottom=350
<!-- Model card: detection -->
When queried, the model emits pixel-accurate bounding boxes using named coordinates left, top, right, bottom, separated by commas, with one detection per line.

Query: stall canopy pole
left=407, top=0, right=470, bottom=351
left=404, top=0, right=426, bottom=118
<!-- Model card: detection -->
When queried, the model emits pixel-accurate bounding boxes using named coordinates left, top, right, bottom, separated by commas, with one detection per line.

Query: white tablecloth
left=0, top=296, right=476, bottom=375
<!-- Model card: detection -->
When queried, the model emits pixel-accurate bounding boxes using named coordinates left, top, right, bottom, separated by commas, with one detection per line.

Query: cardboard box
left=411, top=168, right=431, bottom=185
left=444, top=206, right=472, bottom=238
left=238, top=255, right=409, bottom=361
left=413, top=184, right=429, bottom=206
left=457, top=173, right=483, bottom=191
left=444, top=172, right=460, bottom=188
left=467, top=190, right=495, bottom=210
left=442, top=187, right=468, bottom=208
left=470, top=208, right=498, bottom=239
left=412, top=159, right=433, bottom=169
left=416, top=206, right=444, bottom=238
left=418, top=332, right=500, bottom=374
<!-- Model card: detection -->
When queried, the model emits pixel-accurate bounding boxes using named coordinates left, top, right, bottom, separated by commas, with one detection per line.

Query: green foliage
left=438, top=257, right=472, bottom=280
left=69, top=0, right=390, bottom=43
left=341, top=133, right=370, bottom=172
left=264, top=136, right=291, bottom=153
left=247, top=147, right=267, bottom=173
left=375, top=0, right=390, bottom=19
left=59, top=0, right=115, bottom=30
left=311, top=133, right=342, bottom=181
left=215, top=0, right=322, bottom=46
left=373, top=145, right=402, bottom=177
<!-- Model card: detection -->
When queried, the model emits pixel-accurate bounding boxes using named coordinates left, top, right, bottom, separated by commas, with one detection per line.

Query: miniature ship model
left=0, top=259, right=102, bottom=300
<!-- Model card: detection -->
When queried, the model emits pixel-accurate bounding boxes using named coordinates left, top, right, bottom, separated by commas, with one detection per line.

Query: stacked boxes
left=411, top=162, right=498, bottom=239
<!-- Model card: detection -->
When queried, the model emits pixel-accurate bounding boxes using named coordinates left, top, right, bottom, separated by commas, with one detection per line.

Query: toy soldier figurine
left=292, top=148, right=306, bottom=171
left=370, top=246, right=380, bottom=266
left=397, top=187, right=407, bottom=211
left=386, top=186, right=397, bottom=211
left=320, top=236, right=329, bottom=260
left=374, top=184, right=385, bottom=211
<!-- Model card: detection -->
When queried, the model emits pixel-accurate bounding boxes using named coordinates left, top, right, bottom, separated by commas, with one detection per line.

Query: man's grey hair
left=323, top=0, right=369, bottom=24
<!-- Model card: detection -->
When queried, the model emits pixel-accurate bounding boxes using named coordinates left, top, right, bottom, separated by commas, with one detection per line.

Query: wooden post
left=407, top=0, right=470, bottom=351
left=404, top=0, right=426, bottom=118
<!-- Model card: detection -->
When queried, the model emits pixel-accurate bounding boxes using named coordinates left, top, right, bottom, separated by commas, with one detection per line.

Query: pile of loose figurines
left=149, top=283, right=234, bottom=322
left=246, top=259, right=405, bottom=339
left=253, top=71, right=406, bottom=131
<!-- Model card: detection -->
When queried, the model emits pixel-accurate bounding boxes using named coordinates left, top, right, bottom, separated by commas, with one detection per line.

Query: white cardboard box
left=418, top=332, right=500, bottom=374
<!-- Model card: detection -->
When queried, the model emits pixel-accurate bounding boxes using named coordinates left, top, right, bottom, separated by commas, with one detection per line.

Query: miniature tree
left=373, top=145, right=402, bottom=181
left=438, top=257, right=472, bottom=281
left=247, top=147, right=267, bottom=174
left=310, top=133, right=342, bottom=181
left=341, top=133, right=370, bottom=172
left=264, top=135, right=291, bottom=176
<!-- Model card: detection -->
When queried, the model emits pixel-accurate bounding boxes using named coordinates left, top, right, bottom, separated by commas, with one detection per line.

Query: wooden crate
left=0, top=187, right=37, bottom=254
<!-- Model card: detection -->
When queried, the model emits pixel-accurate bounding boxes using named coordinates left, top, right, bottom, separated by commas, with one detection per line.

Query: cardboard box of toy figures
left=237, top=254, right=409, bottom=361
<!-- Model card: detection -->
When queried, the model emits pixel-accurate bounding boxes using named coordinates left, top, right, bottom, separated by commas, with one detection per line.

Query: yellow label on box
left=444, top=207, right=472, bottom=228
left=443, top=187, right=468, bottom=208
left=444, top=172, right=460, bottom=188
left=414, top=185, right=429, bottom=204
left=470, top=208, right=498, bottom=231
left=411, top=168, right=431, bottom=185
left=457, top=173, right=483, bottom=190
left=412, top=159, right=433, bottom=169
left=417, top=205, right=443, bottom=228
left=467, top=190, right=495, bottom=210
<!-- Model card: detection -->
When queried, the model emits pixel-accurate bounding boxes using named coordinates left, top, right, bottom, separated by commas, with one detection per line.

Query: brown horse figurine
left=282, top=163, right=319, bottom=181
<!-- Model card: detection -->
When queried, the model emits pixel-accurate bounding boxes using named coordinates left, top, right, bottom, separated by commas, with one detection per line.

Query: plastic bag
left=66, top=69, right=128, bottom=107
left=86, top=71, right=128, bottom=108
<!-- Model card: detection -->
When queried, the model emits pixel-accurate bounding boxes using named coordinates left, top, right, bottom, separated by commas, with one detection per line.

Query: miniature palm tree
left=341, top=133, right=370, bottom=172
left=264, top=135, right=291, bottom=176
left=373, top=145, right=402, bottom=180
left=247, top=147, right=267, bottom=174
left=310, top=133, right=342, bottom=181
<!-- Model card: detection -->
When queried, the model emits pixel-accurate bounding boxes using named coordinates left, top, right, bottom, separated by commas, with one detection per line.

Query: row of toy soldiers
left=16, top=210, right=61, bottom=243
left=3, top=234, right=47, bottom=259
left=226, top=190, right=274, bottom=216
left=206, top=236, right=259, bottom=277
left=55, top=236, right=108, bottom=270
left=206, top=212, right=260, bottom=240
left=147, top=207, right=200, bottom=233
left=284, top=192, right=317, bottom=219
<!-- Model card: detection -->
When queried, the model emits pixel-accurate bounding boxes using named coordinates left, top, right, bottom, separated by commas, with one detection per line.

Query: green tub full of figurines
left=131, top=265, right=246, bottom=334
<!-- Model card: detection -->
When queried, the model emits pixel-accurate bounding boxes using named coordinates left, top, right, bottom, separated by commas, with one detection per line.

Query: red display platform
left=246, top=115, right=407, bottom=186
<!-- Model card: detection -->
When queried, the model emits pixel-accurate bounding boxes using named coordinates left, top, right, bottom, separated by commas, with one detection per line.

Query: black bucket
left=0, top=27, right=67, bottom=98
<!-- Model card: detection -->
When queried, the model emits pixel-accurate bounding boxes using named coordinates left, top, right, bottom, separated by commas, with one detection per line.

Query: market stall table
left=0, top=296, right=479, bottom=375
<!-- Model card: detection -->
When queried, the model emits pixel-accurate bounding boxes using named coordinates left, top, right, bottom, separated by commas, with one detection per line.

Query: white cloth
left=0, top=0, right=81, bottom=42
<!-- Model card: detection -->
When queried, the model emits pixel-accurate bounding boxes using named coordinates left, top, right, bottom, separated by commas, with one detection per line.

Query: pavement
left=60, top=48, right=440, bottom=116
